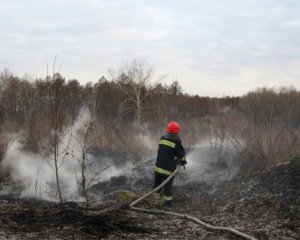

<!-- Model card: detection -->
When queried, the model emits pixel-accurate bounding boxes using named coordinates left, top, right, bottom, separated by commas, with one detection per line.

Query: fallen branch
left=86, top=203, right=129, bottom=217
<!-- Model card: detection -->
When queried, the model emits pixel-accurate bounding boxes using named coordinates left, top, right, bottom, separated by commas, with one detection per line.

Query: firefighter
left=154, top=121, right=187, bottom=207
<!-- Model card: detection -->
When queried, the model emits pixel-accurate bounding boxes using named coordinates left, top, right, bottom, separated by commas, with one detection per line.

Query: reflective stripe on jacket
left=155, top=133, right=186, bottom=175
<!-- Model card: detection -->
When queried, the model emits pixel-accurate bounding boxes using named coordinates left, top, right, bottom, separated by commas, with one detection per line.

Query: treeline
left=0, top=67, right=239, bottom=154
left=0, top=65, right=300, bottom=175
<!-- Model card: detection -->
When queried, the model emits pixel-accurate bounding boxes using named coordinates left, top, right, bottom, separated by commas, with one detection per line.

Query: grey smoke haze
left=1, top=107, right=133, bottom=201
left=1, top=107, right=242, bottom=201
left=181, top=138, right=240, bottom=186
left=131, top=136, right=241, bottom=190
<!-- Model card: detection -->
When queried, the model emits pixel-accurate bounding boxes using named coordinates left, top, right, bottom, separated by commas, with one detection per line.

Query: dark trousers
left=154, top=172, right=174, bottom=200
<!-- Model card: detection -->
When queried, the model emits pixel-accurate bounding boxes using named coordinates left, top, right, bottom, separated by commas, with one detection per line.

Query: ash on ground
left=0, top=157, right=299, bottom=239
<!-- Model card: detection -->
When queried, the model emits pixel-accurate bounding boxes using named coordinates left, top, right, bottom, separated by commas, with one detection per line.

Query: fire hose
left=129, top=166, right=257, bottom=240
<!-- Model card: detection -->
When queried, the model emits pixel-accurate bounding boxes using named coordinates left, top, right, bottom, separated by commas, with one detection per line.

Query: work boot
left=164, top=200, right=172, bottom=208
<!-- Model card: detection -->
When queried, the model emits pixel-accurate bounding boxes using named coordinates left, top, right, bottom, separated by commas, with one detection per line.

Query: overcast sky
left=0, top=0, right=299, bottom=97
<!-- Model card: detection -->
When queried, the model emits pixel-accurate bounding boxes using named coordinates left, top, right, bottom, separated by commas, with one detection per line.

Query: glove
left=178, top=159, right=187, bottom=166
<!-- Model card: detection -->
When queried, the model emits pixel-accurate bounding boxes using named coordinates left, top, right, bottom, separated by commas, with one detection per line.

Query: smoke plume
left=180, top=138, right=240, bottom=187
left=0, top=107, right=133, bottom=201
left=1, top=108, right=242, bottom=201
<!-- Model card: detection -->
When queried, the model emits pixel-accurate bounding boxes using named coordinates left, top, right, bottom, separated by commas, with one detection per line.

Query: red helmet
left=166, top=121, right=180, bottom=134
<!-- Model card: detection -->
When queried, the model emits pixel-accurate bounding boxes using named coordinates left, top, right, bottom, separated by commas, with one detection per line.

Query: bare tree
left=110, top=59, right=153, bottom=162
left=39, top=57, right=68, bottom=203
left=69, top=107, right=113, bottom=207
left=70, top=111, right=95, bottom=207
left=50, top=77, right=67, bottom=202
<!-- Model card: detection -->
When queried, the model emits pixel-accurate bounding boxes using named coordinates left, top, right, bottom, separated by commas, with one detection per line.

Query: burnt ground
left=0, top=157, right=299, bottom=240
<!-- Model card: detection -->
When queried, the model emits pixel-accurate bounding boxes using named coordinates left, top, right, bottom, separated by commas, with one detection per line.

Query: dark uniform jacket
left=155, top=133, right=186, bottom=176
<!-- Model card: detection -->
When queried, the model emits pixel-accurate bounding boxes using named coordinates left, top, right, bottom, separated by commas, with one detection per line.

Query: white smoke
left=1, top=107, right=134, bottom=201
left=4, top=139, right=84, bottom=201
left=1, top=108, right=244, bottom=201
left=3, top=137, right=55, bottom=199
left=180, top=138, right=241, bottom=186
